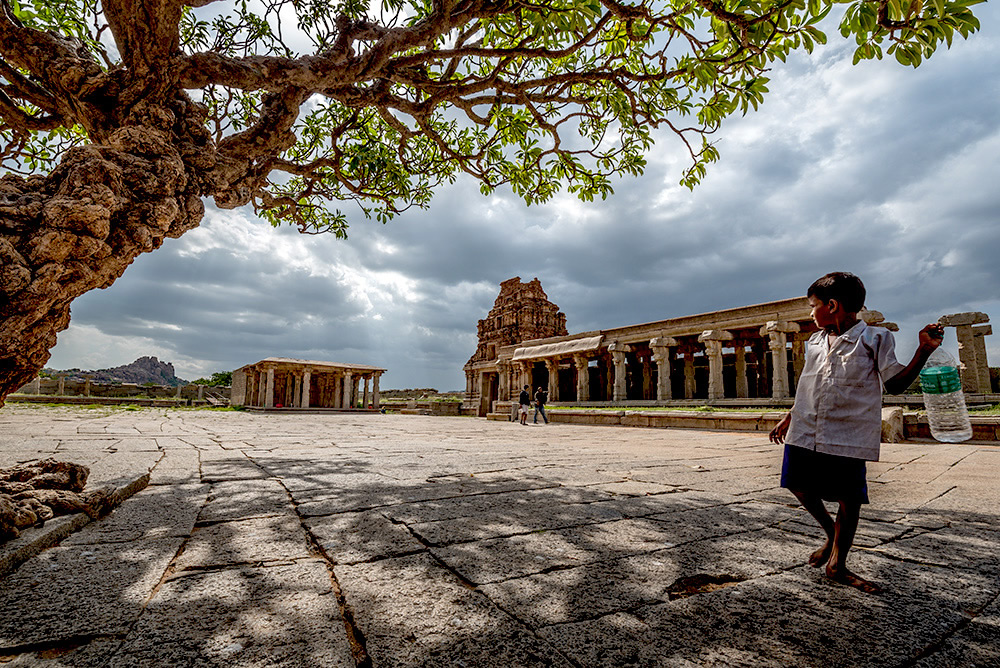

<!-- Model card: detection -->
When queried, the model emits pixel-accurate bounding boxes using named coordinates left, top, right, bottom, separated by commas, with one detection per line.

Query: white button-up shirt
left=786, top=321, right=905, bottom=461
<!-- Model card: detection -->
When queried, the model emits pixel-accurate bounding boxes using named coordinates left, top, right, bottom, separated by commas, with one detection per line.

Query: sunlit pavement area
left=1, top=405, right=998, bottom=667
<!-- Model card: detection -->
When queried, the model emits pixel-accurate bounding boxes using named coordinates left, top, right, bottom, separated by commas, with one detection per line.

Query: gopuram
left=463, top=279, right=994, bottom=416
left=463, top=277, right=568, bottom=416
left=232, top=358, right=385, bottom=410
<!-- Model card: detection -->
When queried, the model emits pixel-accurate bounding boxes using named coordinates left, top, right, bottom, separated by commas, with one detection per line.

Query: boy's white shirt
left=785, top=321, right=906, bottom=461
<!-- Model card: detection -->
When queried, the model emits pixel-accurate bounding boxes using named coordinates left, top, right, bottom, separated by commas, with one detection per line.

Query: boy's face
left=808, top=295, right=837, bottom=329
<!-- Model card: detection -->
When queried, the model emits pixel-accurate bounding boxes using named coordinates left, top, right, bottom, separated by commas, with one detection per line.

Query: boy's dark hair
left=808, top=272, right=866, bottom=313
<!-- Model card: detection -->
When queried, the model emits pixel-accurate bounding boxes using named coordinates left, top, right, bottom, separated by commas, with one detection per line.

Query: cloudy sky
left=48, top=5, right=1000, bottom=390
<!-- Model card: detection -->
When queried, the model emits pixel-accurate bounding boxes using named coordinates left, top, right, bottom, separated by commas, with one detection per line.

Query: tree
left=0, top=0, right=983, bottom=404
left=192, top=370, right=233, bottom=386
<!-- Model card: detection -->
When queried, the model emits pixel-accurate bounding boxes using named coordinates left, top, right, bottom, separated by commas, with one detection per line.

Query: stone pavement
left=0, top=405, right=998, bottom=667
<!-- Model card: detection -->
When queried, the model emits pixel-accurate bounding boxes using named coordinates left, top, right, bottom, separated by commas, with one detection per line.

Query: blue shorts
left=780, top=444, right=869, bottom=505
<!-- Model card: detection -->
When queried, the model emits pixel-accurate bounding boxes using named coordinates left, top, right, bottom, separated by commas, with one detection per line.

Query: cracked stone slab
left=197, top=479, right=296, bottom=523
left=479, top=527, right=817, bottom=626
left=869, top=524, right=1000, bottom=576
left=305, top=511, right=424, bottom=565
left=539, top=554, right=999, bottom=667
left=174, top=515, right=313, bottom=570
left=63, top=483, right=208, bottom=545
left=199, top=459, right=269, bottom=482
left=111, top=561, right=355, bottom=667
left=0, top=636, right=125, bottom=667
left=0, top=537, right=184, bottom=647
left=335, top=553, right=572, bottom=667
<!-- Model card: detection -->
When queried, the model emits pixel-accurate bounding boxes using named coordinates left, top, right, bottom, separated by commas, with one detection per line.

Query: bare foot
left=808, top=542, right=832, bottom=567
left=826, top=565, right=881, bottom=594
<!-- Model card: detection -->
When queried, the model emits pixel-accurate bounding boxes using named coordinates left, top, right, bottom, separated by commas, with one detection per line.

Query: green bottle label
left=919, top=365, right=963, bottom=394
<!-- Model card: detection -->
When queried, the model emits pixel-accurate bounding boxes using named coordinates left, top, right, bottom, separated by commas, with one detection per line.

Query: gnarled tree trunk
left=0, top=98, right=215, bottom=403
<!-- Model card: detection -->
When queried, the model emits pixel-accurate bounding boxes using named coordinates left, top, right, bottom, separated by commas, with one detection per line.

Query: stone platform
left=0, top=405, right=997, bottom=666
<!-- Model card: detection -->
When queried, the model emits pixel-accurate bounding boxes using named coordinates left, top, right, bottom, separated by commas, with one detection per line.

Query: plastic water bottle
left=919, top=348, right=972, bottom=443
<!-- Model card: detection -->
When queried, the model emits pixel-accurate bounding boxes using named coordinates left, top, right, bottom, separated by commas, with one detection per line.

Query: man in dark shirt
left=518, top=385, right=531, bottom=425
left=534, top=387, right=549, bottom=424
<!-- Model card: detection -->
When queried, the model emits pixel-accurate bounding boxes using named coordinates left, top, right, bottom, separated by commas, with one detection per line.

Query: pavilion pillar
left=609, top=342, right=628, bottom=402
left=972, top=325, right=992, bottom=393
left=353, top=375, right=361, bottom=408
left=650, top=337, right=677, bottom=402
left=302, top=369, right=311, bottom=408
left=699, top=330, right=734, bottom=400
left=791, top=335, right=806, bottom=389
left=641, top=353, right=653, bottom=400
left=265, top=368, right=275, bottom=408
left=939, top=312, right=990, bottom=394
left=760, top=321, right=800, bottom=399
left=372, top=372, right=381, bottom=409
left=574, top=355, right=590, bottom=402
left=343, top=372, right=353, bottom=408
left=362, top=376, right=370, bottom=408
left=734, top=345, right=749, bottom=399
left=257, top=371, right=266, bottom=406
left=333, top=373, right=342, bottom=408
left=681, top=347, right=696, bottom=399
left=546, top=359, right=560, bottom=401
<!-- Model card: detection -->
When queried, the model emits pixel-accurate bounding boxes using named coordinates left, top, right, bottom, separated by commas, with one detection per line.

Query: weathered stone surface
left=114, top=561, right=355, bottom=667
left=197, top=479, right=295, bottom=523
left=305, top=510, right=424, bottom=564
left=336, top=553, right=571, bottom=667
left=174, top=515, right=312, bottom=570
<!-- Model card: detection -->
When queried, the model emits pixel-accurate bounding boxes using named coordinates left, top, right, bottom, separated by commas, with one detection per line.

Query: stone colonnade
left=939, top=312, right=993, bottom=394
left=234, top=359, right=384, bottom=410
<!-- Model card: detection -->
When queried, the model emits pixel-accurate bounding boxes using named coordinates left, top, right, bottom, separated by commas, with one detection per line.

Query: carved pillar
left=302, top=369, right=312, bottom=408
left=292, top=374, right=301, bottom=408
left=353, top=376, right=361, bottom=408
left=939, top=312, right=990, bottom=394
left=265, top=368, right=275, bottom=408
left=791, top=335, right=806, bottom=389
left=57, top=375, right=65, bottom=396
left=574, top=355, right=590, bottom=402
left=609, top=342, right=628, bottom=402
left=363, top=376, right=371, bottom=408
left=760, top=321, right=800, bottom=399
left=650, top=337, right=677, bottom=402
left=734, top=344, right=749, bottom=399
left=257, top=371, right=266, bottom=406
left=972, top=325, right=992, bottom=393
left=641, top=353, right=653, bottom=400
left=497, top=361, right=509, bottom=401
left=343, top=372, right=353, bottom=408
left=680, top=347, right=696, bottom=399
left=372, top=371, right=381, bottom=408
left=197, top=384, right=205, bottom=401
left=83, top=375, right=92, bottom=397
left=698, top=330, right=734, bottom=400
left=546, top=359, right=559, bottom=401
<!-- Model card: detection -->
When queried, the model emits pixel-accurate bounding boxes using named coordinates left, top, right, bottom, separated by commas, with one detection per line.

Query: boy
left=533, top=386, right=549, bottom=424
left=518, top=384, right=531, bottom=425
left=769, top=272, right=943, bottom=593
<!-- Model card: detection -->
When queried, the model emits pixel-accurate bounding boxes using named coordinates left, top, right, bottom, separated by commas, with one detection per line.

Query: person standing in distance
left=518, top=384, right=531, bottom=425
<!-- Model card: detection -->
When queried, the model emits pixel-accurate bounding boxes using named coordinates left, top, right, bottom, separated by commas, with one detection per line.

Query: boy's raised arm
left=883, top=324, right=945, bottom=395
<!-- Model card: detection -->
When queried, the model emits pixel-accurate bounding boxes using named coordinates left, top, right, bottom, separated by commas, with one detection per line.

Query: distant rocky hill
left=44, top=356, right=187, bottom=387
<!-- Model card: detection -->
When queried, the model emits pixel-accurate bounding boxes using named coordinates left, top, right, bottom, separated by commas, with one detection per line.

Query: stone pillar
left=353, top=375, right=361, bottom=408
left=372, top=372, right=381, bottom=409
left=333, top=373, right=342, bottom=409
left=790, top=335, right=806, bottom=388
left=83, top=375, right=92, bottom=397
left=681, top=348, right=696, bottom=399
left=343, top=372, right=353, bottom=408
left=302, top=369, right=312, bottom=408
left=257, top=372, right=266, bottom=406
left=939, top=312, right=990, bottom=394
left=699, top=330, right=734, bottom=400
left=608, top=342, right=628, bottom=402
left=363, top=376, right=371, bottom=408
left=518, top=362, right=531, bottom=394
left=972, top=325, right=992, bottom=393
left=574, top=355, right=590, bottom=402
left=265, top=368, right=275, bottom=408
left=760, top=321, right=800, bottom=399
left=546, top=359, right=560, bottom=401
left=650, top=337, right=677, bottom=402
left=641, top=354, right=653, bottom=400
left=734, top=345, right=749, bottom=399
left=57, top=375, right=66, bottom=396
left=497, top=361, right=509, bottom=401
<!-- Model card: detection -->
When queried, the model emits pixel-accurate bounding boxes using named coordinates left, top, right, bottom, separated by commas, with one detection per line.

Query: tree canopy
left=0, top=0, right=984, bottom=401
